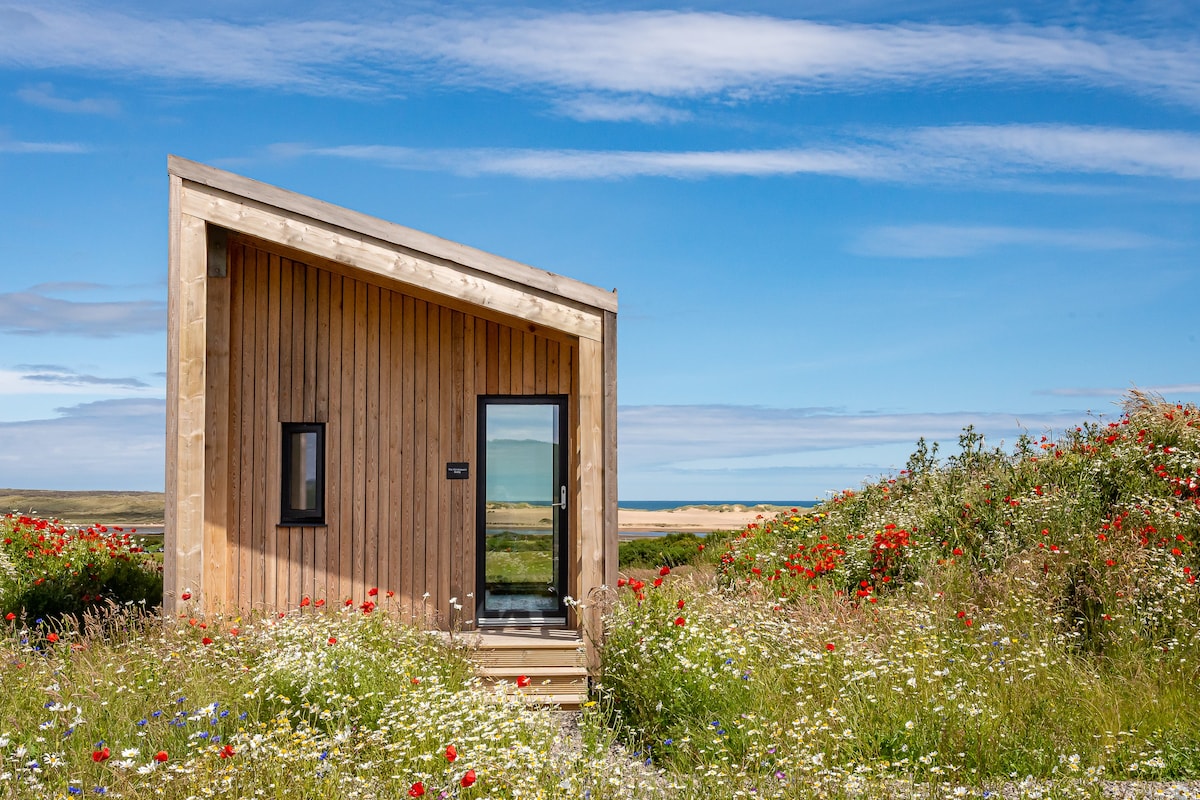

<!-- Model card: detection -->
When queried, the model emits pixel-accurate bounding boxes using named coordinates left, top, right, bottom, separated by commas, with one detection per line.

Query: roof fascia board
left=168, top=155, right=617, bottom=315
left=180, top=180, right=603, bottom=341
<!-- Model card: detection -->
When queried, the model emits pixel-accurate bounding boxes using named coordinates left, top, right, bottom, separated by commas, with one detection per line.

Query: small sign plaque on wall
left=446, top=462, right=469, bottom=480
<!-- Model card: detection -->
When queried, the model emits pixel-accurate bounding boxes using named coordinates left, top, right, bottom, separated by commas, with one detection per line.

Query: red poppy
left=676, top=599, right=685, bottom=609
left=46, top=632, right=58, bottom=643
left=314, top=598, right=326, bottom=607
left=201, top=637, right=213, bottom=646
left=4, top=612, right=14, bottom=621
left=673, top=617, right=685, bottom=626
left=327, top=637, right=337, bottom=645
left=659, top=566, right=671, bottom=576
left=368, top=587, right=379, bottom=597
left=300, top=597, right=311, bottom=607
left=219, top=744, right=235, bottom=759
left=445, top=744, right=458, bottom=762
left=825, top=643, right=835, bottom=652
left=408, top=781, right=425, bottom=797
left=154, top=751, right=168, bottom=763
left=516, top=675, right=531, bottom=688
left=92, top=747, right=110, bottom=762
left=181, top=591, right=191, bottom=600
left=461, top=769, right=477, bottom=788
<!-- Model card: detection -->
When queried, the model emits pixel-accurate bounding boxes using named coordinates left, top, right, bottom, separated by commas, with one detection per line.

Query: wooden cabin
left=165, top=157, right=617, bottom=657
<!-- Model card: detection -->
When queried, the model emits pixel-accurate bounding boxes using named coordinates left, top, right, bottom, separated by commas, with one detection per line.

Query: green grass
left=598, top=391, right=1200, bottom=797
left=0, top=602, right=654, bottom=800
left=0, top=488, right=164, bottom=524
left=2, top=390, right=1198, bottom=799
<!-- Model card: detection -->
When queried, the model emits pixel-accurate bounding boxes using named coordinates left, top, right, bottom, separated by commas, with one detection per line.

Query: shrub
left=601, top=391, right=1200, bottom=793
left=619, top=532, right=708, bottom=569
left=0, top=514, right=162, bottom=619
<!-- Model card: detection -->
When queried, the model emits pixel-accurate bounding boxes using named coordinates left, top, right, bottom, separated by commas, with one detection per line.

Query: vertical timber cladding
left=219, top=238, right=577, bottom=623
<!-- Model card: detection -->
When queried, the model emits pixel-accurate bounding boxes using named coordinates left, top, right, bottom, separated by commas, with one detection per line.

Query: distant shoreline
left=4, top=490, right=815, bottom=533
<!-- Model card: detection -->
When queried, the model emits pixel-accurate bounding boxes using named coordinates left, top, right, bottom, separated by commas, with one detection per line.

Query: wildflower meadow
left=1, top=390, right=1197, bottom=799
left=600, top=392, right=1200, bottom=798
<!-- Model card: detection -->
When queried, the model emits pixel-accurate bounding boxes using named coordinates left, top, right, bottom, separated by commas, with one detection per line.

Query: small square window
left=281, top=423, right=324, bottom=525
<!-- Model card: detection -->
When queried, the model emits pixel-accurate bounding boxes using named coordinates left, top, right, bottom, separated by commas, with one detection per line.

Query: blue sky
left=1, top=0, right=1198, bottom=501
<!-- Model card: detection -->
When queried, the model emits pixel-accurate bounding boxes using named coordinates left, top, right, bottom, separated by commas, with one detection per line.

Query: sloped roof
left=168, top=156, right=616, bottom=338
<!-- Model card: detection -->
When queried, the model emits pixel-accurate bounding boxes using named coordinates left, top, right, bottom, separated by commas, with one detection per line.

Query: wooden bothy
left=165, top=156, right=617, bottom=638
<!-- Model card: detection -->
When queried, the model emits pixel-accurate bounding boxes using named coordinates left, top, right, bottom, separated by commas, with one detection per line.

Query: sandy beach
left=485, top=503, right=787, bottom=532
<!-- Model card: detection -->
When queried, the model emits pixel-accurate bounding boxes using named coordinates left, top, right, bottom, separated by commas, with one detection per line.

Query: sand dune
left=485, top=503, right=785, bottom=532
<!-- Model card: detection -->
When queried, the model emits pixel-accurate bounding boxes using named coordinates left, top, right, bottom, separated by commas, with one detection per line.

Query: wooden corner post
left=167, top=174, right=209, bottom=615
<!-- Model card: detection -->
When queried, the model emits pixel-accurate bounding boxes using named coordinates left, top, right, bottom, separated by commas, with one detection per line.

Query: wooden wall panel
left=401, top=295, right=416, bottom=621
left=221, top=241, right=581, bottom=623
left=325, top=275, right=343, bottom=602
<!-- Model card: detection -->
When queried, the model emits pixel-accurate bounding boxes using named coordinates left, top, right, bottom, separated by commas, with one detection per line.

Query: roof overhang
left=168, top=155, right=615, bottom=340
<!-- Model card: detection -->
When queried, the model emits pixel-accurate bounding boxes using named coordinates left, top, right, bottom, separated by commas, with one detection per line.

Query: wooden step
left=460, top=628, right=589, bottom=709
left=471, top=644, right=586, bottom=669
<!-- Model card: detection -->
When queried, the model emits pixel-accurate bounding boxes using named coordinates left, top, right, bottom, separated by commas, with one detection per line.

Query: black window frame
left=280, top=422, right=325, bottom=525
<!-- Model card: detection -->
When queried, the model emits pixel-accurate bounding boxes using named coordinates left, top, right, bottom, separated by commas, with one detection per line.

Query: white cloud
left=273, top=124, right=1200, bottom=184
left=0, top=290, right=165, bottom=337
left=0, top=368, right=152, bottom=396
left=909, top=125, right=1200, bottom=180
left=553, top=96, right=691, bottom=124
left=1, top=5, right=1199, bottom=108
left=1039, top=384, right=1200, bottom=398
left=852, top=223, right=1161, bottom=258
left=16, top=82, right=119, bottom=115
left=419, top=13, right=1200, bottom=103
left=615, top=403, right=1102, bottom=500
left=0, top=399, right=164, bottom=491
left=271, top=141, right=897, bottom=179
left=0, top=135, right=87, bottom=154
left=618, top=404, right=1084, bottom=472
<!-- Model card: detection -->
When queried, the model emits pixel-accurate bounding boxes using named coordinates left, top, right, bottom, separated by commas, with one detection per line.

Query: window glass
left=282, top=423, right=324, bottom=524
left=289, top=430, right=319, bottom=511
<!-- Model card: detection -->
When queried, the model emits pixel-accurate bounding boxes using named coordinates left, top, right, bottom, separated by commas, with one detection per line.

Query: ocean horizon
left=618, top=500, right=816, bottom=511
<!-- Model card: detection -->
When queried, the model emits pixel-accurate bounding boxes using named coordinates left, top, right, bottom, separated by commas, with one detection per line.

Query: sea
left=618, top=500, right=815, bottom=511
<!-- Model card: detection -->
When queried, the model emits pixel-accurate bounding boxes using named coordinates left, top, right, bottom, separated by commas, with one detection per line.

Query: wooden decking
left=450, top=627, right=589, bottom=709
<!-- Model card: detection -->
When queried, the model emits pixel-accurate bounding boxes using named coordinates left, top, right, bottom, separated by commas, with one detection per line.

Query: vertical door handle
left=551, top=485, right=567, bottom=508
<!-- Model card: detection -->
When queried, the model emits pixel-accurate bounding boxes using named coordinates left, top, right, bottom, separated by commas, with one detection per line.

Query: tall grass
left=599, top=391, right=1200, bottom=797
left=0, top=600, right=663, bottom=799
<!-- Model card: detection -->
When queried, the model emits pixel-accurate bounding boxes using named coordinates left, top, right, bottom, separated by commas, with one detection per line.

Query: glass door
left=477, top=397, right=567, bottom=623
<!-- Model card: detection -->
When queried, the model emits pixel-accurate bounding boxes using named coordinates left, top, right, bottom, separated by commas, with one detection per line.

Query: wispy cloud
left=0, top=367, right=153, bottom=397
left=618, top=404, right=1083, bottom=471
left=12, top=364, right=149, bottom=390
left=908, top=125, right=1200, bottom=180
left=553, top=97, right=691, bottom=124
left=16, top=82, right=119, bottom=115
left=0, top=399, right=164, bottom=491
left=615, top=403, right=1095, bottom=498
left=2, top=5, right=1199, bottom=108
left=851, top=223, right=1161, bottom=258
left=0, top=132, right=88, bottom=154
left=272, top=124, right=1200, bottom=184
left=420, top=13, right=1200, bottom=104
left=1038, top=384, right=1200, bottom=398
left=0, top=290, right=165, bottom=337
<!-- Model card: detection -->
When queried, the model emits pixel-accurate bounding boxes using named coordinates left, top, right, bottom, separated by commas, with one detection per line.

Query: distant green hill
left=0, top=489, right=165, bottom=525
